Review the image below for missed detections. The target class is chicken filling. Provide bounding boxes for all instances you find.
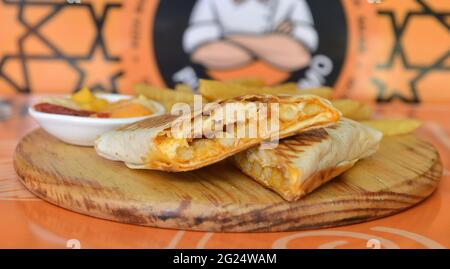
[155,102,328,164]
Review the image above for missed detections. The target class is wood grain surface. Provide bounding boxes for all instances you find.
[14,129,442,232]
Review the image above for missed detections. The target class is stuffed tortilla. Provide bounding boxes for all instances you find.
[95,94,341,171]
[233,118,383,201]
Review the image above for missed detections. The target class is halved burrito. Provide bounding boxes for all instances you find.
[232,118,383,201]
[95,94,341,172]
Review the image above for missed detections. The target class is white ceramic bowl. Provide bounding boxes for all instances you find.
[29,93,165,146]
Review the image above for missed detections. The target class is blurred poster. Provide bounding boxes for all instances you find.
[0,0,448,103]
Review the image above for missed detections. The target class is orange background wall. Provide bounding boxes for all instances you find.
[0,0,448,103]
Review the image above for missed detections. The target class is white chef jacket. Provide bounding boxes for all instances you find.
[183,0,318,53]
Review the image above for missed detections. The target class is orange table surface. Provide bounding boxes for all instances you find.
[0,95,449,249]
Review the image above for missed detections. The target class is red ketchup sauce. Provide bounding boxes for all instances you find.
[34,103,110,118]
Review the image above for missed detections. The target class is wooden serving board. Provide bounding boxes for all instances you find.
[14,129,442,232]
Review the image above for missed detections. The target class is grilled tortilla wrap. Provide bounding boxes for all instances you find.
[95,94,341,171]
[233,118,383,201]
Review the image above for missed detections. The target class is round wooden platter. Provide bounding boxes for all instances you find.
[14,129,442,232]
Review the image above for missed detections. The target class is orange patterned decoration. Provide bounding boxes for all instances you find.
[0,0,448,103]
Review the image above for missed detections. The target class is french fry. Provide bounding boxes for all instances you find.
[226,77,266,87]
[199,79,333,101]
[296,87,333,99]
[134,83,197,111]
[361,119,422,136]
[331,99,372,121]
[268,83,334,99]
[174,83,194,93]
[269,82,297,91]
[199,80,255,101]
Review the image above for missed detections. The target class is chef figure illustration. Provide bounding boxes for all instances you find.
[183,0,318,72]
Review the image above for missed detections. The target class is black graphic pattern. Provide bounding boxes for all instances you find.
[0,0,123,93]
[374,0,450,103]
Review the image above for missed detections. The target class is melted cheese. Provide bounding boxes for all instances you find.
[158,138,189,160]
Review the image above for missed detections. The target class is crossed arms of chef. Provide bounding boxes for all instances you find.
[183,0,318,71]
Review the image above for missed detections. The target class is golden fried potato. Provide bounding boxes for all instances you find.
[199,80,252,101]
[269,82,298,93]
[331,99,372,121]
[361,119,422,136]
[71,87,108,111]
[199,79,333,101]
[174,83,194,93]
[134,83,198,111]
[226,77,266,87]
[296,87,333,99]
[268,84,333,99]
